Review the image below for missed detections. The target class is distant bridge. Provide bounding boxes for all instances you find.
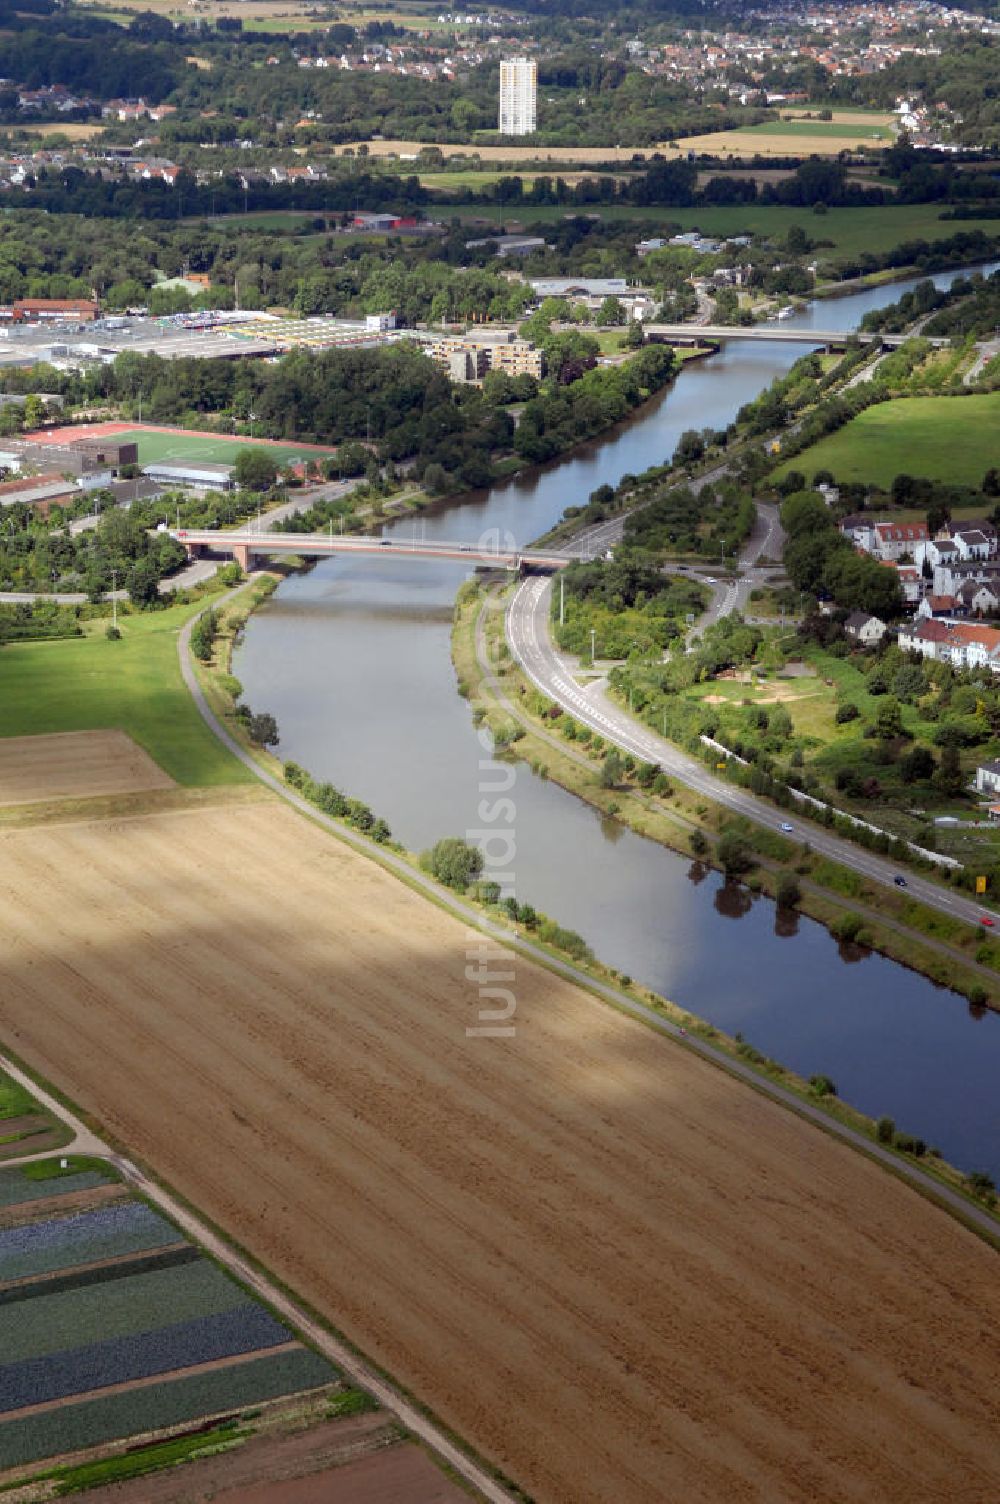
[644,323,952,350]
[172,529,572,573]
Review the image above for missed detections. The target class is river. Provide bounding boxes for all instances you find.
[236,262,1000,1177]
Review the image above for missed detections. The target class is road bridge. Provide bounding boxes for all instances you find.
[645,323,953,350]
[172,528,572,573]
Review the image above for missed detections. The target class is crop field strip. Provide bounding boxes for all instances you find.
[0,1170,109,1210]
[0,1303,294,1413]
[0,1258,253,1364]
[0,1245,200,1307]
[0,1202,182,1285]
[0,1348,336,1473]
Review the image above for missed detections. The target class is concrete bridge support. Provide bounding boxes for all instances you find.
[232,543,255,572]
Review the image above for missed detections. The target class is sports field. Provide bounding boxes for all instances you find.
[2,749,1000,1503]
[25,423,337,469]
[776,393,1000,489]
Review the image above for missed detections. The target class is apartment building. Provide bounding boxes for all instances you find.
[419,329,544,384]
[498,57,537,136]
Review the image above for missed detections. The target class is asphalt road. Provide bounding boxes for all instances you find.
[507,573,996,929]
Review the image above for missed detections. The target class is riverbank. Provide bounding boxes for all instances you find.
[457,573,1000,995]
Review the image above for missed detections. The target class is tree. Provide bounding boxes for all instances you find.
[234,448,278,492]
[935,742,964,795]
[875,697,904,740]
[899,745,935,783]
[248,711,279,747]
[22,394,44,431]
[775,873,801,909]
[600,749,623,788]
[126,555,160,608]
[421,837,483,891]
[675,429,704,466]
[717,827,754,875]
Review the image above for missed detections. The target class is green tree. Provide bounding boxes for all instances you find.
[717,827,754,875]
[421,837,484,891]
[248,711,279,747]
[775,873,801,909]
[22,394,44,431]
[600,749,624,788]
[234,448,278,492]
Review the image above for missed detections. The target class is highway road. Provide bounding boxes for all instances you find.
[507,573,996,929]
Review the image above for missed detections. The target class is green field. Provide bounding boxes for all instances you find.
[0,599,249,787]
[775,393,1000,488]
[738,120,894,142]
[107,428,335,468]
[444,201,1000,258]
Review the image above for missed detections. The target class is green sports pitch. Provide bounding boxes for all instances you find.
[106,427,336,467]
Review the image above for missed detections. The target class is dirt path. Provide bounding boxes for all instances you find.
[2,802,1000,1503]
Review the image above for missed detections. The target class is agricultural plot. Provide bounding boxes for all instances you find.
[0,1349,335,1473]
[2,796,1000,1504]
[0,731,174,809]
[0,1170,340,1476]
[0,1201,180,1283]
[0,1168,108,1210]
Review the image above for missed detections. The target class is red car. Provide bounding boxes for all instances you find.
[979,916,995,927]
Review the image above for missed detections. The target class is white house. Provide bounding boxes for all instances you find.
[975,759,1000,796]
[843,610,886,645]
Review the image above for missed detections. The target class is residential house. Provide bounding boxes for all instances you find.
[869,521,928,562]
[843,610,886,645]
[975,759,1000,797]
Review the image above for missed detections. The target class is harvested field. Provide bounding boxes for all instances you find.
[1,797,1000,1503]
[676,128,886,157]
[0,732,174,809]
[334,138,685,163]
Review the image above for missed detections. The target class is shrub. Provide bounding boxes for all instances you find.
[876,1115,895,1143]
[835,702,859,723]
[421,838,484,891]
[775,873,801,909]
[809,1074,837,1097]
[105,624,121,641]
[830,912,864,944]
[689,828,708,857]
[717,828,755,875]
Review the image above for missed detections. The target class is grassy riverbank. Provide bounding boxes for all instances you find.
[455,581,1000,1007]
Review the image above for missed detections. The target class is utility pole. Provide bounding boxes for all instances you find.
[111,568,118,633]
[590,626,596,665]
[559,573,564,625]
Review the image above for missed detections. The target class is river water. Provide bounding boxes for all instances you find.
[237,262,1000,1176]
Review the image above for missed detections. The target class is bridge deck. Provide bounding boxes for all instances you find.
[172,530,571,570]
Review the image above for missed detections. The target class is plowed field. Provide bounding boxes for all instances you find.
[0,732,173,807]
[1,799,999,1504]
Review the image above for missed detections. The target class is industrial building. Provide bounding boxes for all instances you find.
[142,461,235,492]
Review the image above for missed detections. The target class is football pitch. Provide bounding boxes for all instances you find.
[108,427,336,467]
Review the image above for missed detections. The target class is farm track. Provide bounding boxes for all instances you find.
[2,798,1000,1503]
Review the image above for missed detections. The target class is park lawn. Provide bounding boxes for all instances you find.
[0,600,249,787]
[107,429,335,467]
[775,393,1000,489]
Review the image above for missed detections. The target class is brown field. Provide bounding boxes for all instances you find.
[6,122,106,140]
[79,1412,466,1504]
[0,731,174,808]
[2,791,1000,1504]
[676,129,881,158]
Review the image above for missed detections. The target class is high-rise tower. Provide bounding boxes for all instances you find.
[499,57,537,136]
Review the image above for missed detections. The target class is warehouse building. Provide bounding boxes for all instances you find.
[142,461,235,491]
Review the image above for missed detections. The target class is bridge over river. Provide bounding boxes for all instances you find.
[173,529,574,573]
[644,323,953,349]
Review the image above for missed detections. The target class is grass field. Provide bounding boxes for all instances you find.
[438,201,1000,258]
[775,393,1000,488]
[31,424,336,469]
[740,120,894,141]
[0,601,249,788]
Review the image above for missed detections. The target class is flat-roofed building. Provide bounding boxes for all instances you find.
[142,461,234,491]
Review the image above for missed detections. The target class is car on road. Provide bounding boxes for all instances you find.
[894,875,908,888]
[980,916,995,927]
[779,822,794,833]
[705,576,717,584]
